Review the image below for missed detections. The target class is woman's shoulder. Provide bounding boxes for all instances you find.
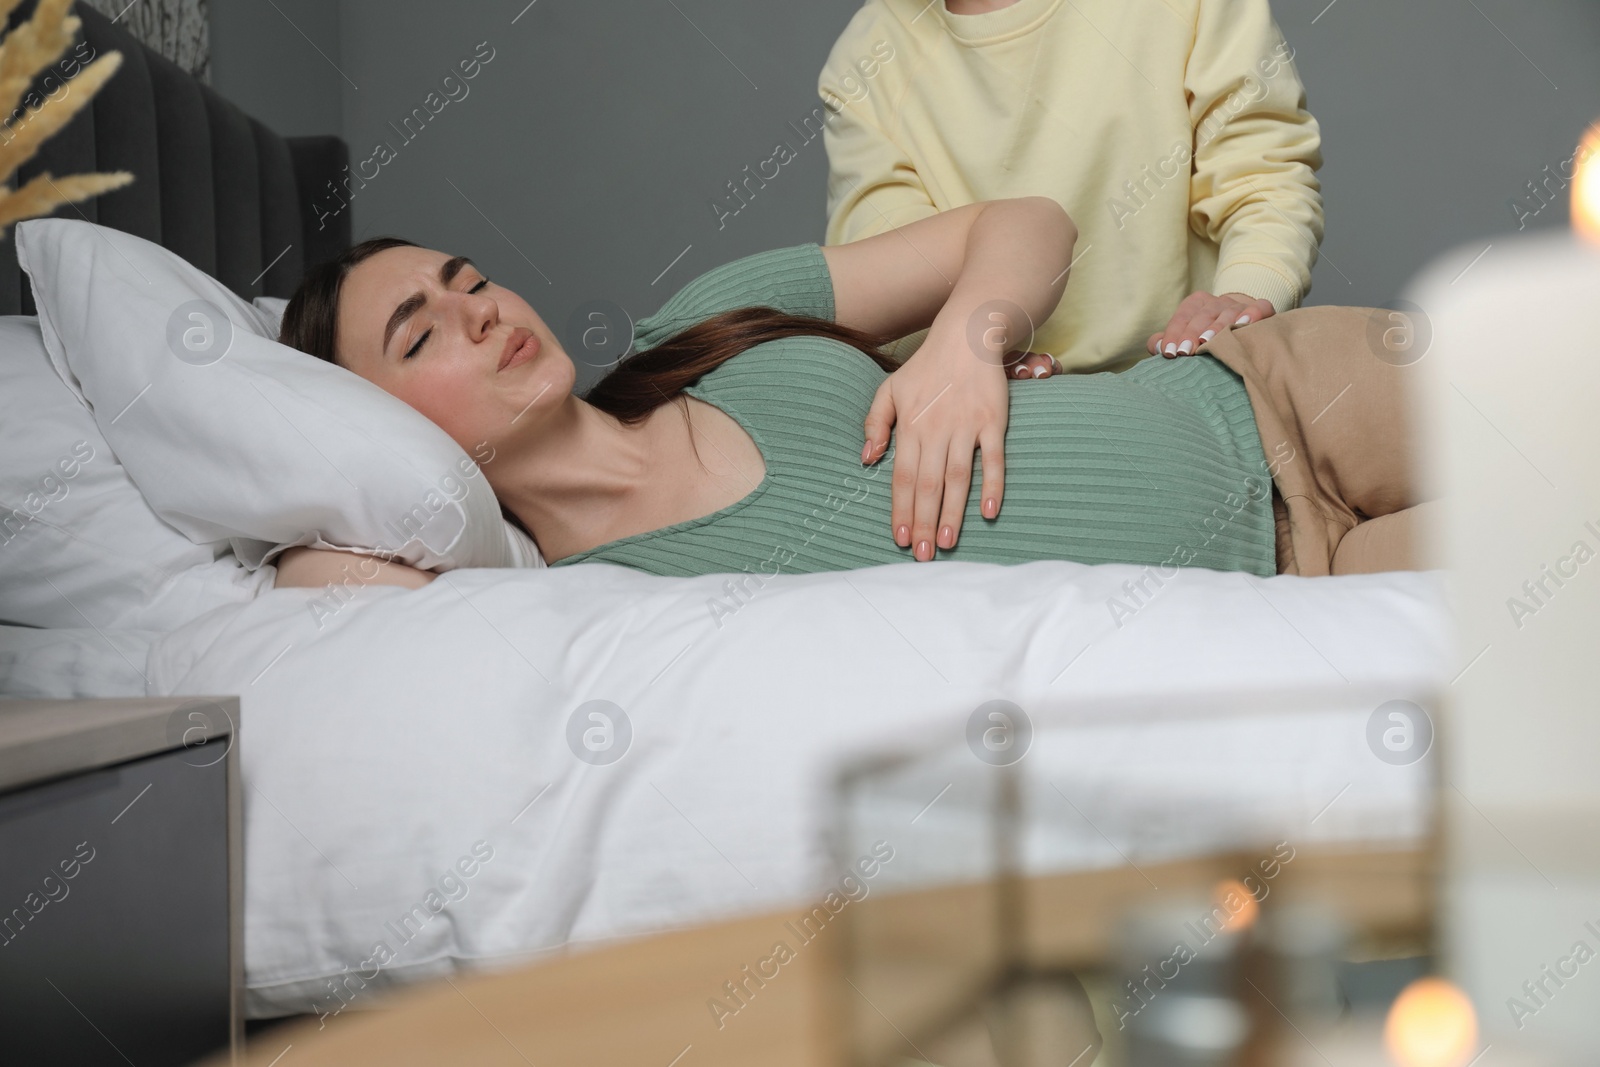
[633,243,834,351]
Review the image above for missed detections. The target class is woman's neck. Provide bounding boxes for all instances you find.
[493,395,672,564]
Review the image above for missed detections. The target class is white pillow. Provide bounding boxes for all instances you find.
[0,315,272,631]
[15,219,544,571]
[253,294,289,337]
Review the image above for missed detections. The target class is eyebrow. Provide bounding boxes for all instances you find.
[381,255,475,356]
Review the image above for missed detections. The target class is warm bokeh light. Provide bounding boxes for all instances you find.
[1211,878,1259,933]
[1383,977,1479,1067]
[1575,122,1600,244]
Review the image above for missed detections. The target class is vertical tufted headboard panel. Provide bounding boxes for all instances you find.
[0,0,351,315]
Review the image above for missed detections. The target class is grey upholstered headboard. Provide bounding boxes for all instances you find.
[0,0,352,315]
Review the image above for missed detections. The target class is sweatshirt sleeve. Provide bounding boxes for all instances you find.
[1184,0,1325,312]
[819,29,940,246]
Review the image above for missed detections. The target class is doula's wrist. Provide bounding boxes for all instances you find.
[1211,262,1300,313]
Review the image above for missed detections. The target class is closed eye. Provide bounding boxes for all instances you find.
[402,277,492,360]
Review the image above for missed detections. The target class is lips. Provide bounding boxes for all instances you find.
[499,327,539,371]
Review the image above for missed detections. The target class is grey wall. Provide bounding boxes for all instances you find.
[208,0,1600,388]
[331,0,863,390]
[1279,0,1600,309]
[209,0,341,137]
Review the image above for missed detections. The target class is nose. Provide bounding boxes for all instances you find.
[461,287,498,344]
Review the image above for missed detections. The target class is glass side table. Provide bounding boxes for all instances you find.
[826,682,1458,1067]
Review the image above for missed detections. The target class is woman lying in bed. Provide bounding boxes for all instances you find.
[273,197,1434,591]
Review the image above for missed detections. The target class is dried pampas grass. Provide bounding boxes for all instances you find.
[0,0,133,234]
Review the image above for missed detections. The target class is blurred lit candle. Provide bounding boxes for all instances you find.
[1210,878,1259,934]
[1311,134,1600,1061]
[1574,122,1600,244]
[1383,978,1478,1067]
[1404,113,1600,1052]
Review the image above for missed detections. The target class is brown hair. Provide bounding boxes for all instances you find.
[277,237,906,546]
[278,236,418,364]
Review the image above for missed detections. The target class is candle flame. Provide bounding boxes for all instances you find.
[1383,977,1478,1067]
[1211,878,1259,933]
[1575,123,1600,244]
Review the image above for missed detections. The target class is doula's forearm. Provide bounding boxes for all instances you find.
[931,198,1076,356]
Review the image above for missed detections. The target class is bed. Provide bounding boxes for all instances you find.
[0,1,1454,1022]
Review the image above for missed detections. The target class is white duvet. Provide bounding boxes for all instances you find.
[142,557,1454,1018]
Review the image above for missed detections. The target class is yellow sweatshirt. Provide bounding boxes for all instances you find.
[819,0,1324,372]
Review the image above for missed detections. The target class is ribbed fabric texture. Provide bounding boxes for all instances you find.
[553,243,1278,578]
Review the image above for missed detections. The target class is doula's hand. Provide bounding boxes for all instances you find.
[1150,291,1275,358]
[1007,351,1063,379]
[861,330,1014,562]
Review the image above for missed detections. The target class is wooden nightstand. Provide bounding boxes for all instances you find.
[0,696,243,1065]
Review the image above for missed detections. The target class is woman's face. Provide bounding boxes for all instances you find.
[334,245,572,456]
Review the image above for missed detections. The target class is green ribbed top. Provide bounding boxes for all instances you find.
[551,243,1278,578]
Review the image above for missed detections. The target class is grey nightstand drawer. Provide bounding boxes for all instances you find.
[0,697,241,1066]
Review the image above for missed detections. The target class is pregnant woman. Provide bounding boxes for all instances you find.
[272,198,1432,590]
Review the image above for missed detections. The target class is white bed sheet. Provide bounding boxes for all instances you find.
[142,558,1455,1018]
[0,624,159,699]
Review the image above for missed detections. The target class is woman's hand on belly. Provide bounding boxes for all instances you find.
[843,196,1076,561]
[862,325,1021,562]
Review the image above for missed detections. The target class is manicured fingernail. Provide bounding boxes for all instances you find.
[1163,342,1177,356]
[939,524,953,546]
[861,442,872,463]
[983,497,997,518]
[916,539,930,560]
[1234,314,1250,326]
[1177,339,1193,355]
[1031,366,1046,378]
[896,524,909,544]
[1200,329,1215,343]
